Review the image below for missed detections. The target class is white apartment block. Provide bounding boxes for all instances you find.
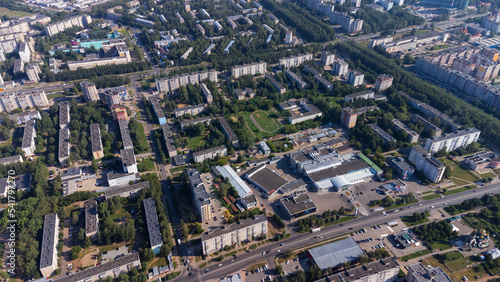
[347,70,365,86]
[26,63,41,82]
[18,42,30,63]
[333,59,349,76]
[0,89,49,113]
[81,81,99,102]
[231,61,267,78]
[21,120,36,156]
[321,51,335,66]
[156,70,218,93]
[375,74,393,91]
[44,15,92,37]
[409,146,445,183]
[279,53,313,69]
[202,215,268,255]
[0,21,29,36]
[58,127,70,167]
[424,128,480,153]
[200,83,213,103]
[187,169,213,223]
[39,213,59,277]
[192,145,227,163]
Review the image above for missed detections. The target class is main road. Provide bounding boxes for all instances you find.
[194,182,499,281]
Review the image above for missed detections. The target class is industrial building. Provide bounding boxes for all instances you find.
[180,116,212,130]
[39,213,59,277]
[155,70,218,93]
[21,120,36,157]
[392,119,420,143]
[143,198,163,254]
[279,99,323,124]
[187,169,213,222]
[424,128,480,153]
[231,61,267,78]
[279,53,313,69]
[150,95,166,125]
[84,198,99,240]
[201,215,268,255]
[192,145,227,163]
[173,104,205,118]
[279,191,317,219]
[245,164,288,197]
[80,81,99,102]
[104,181,150,200]
[219,117,239,148]
[308,238,364,269]
[213,165,252,198]
[391,157,414,180]
[408,146,445,183]
[90,123,103,159]
[120,148,138,174]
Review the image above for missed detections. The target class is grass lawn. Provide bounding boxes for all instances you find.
[443,185,475,196]
[428,240,453,251]
[0,7,32,17]
[422,194,440,200]
[451,177,470,186]
[251,111,279,132]
[118,29,130,38]
[185,135,207,150]
[138,157,155,172]
[440,158,480,182]
[480,172,495,179]
[422,254,485,281]
[401,249,431,261]
[445,257,473,272]
[171,165,187,173]
[401,216,429,227]
[237,110,284,139]
[129,121,149,153]
[246,262,267,273]
[109,207,128,221]
[149,257,167,269]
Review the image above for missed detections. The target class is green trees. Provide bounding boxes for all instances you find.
[71,246,82,260]
[412,221,457,245]
[55,61,150,81]
[276,264,283,275]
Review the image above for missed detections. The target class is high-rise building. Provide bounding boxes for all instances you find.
[333,59,349,76]
[424,128,481,153]
[279,54,314,69]
[80,81,99,102]
[187,168,213,222]
[39,213,59,277]
[156,70,218,93]
[420,0,469,9]
[374,74,393,91]
[18,42,30,63]
[408,146,445,183]
[347,70,365,86]
[321,51,335,66]
[26,63,41,82]
[341,107,358,128]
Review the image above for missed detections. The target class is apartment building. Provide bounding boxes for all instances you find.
[375,74,394,91]
[161,123,177,158]
[39,213,59,277]
[21,120,36,156]
[106,172,140,187]
[330,12,363,33]
[192,145,227,163]
[111,105,128,121]
[1,110,40,125]
[118,119,133,150]
[0,155,23,166]
[344,90,375,103]
[67,46,131,70]
[0,89,49,113]
[347,70,365,86]
[180,116,212,130]
[155,70,218,93]
[18,42,30,63]
[333,59,349,76]
[0,20,29,36]
[121,148,138,174]
[187,168,213,223]
[104,181,150,200]
[219,117,239,148]
[321,51,335,66]
[201,215,268,255]
[285,69,307,89]
[150,95,166,125]
[279,53,313,69]
[392,119,420,143]
[58,127,70,167]
[408,146,445,183]
[200,83,213,103]
[26,63,41,82]
[424,128,480,153]
[370,124,396,143]
[143,198,163,254]
[231,61,267,78]
[341,107,358,129]
[411,114,443,137]
[44,15,92,37]
[84,198,99,240]
[59,101,70,129]
[265,73,286,94]
[173,104,205,118]
[13,59,23,73]
[81,81,99,102]
[90,123,104,159]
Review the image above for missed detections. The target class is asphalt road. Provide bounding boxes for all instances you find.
[196,182,500,281]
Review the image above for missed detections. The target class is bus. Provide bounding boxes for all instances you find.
[311,228,321,233]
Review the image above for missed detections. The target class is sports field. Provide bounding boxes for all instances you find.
[250,111,279,132]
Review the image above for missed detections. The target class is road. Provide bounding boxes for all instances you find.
[196,183,500,281]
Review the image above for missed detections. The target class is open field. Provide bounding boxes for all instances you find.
[0,7,32,17]
[235,110,284,139]
[440,158,479,182]
[251,111,279,132]
[185,135,207,150]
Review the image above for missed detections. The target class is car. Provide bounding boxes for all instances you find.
[430,205,435,208]
[262,252,266,255]
[277,250,281,253]
[281,243,285,246]
[231,259,234,262]
[218,264,222,267]
[286,260,289,264]
[205,269,209,273]
[474,190,477,192]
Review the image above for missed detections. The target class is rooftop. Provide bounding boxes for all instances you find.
[391,157,414,172]
[345,90,374,100]
[326,258,399,282]
[90,123,103,153]
[370,124,396,143]
[104,181,150,198]
[219,117,239,143]
[59,101,70,126]
[308,237,364,269]
[246,164,287,194]
[84,198,98,234]
[58,127,70,158]
[143,197,163,247]
[213,165,252,198]
[118,119,133,150]
[160,124,177,153]
[40,213,58,269]
[202,214,267,241]
[308,158,371,182]
[408,263,452,282]
[173,104,205,114]
[427,127,480,143]
[180,116,212,128]
[150,96,165,119]
[120,148,136,167]
[280,191,316,216]
[0,155,22,165]
[21,119,35,149]
[192,145,226,158]
[392,119,419,137]
[187,168,210,205]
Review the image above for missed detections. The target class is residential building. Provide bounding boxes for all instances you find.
[161,123,177,157]
[259,141,271,154]
[408,146,446,183]
[39,213,59,277]
[90,123,103,159]
[175,12,185,23]
[279,191,317,219]
[370,124,396,143]
[285,70,307,89]
[375,31,449,53]
[13,59,23,73]
[279,53,313,69]
[67,46,131,70]
[26,63,41,82]
[315,74,333,91]
[321,51,335,66]
[135,18,154,26]
[118,119,133,150]
[219,117,239,148]
[0,155,23,166]
[412,114,443,137]
[150,96,166,125]
[424,128,480,153]
[84,198,99,240]
[121,148,138,174]
[392,119,420,143]
[406,263,452,282]
[245,164,288,197]
[265,73,286,94]
[203,43,216,55]
[347,70,365,86]
[58,127,70,167]
[333,59,349,76]
[344,90,374,103]
[52,253,141,282]
[231,61,267,78]
[80,81,99,102]
[180,116,212,130]
[321,257,400,282]
[308,238,364,269]
[192,145,227,163]
[213,165,252,198]
[330,12,363,33]
[173,104,205,118]
[187,169,213,222]
[375,74,394,91]
[0,110,40,125]
[180,47,193,60]
[341,107,358,128]
[59,101,70,129]
[21,119,36,156]
[0,89,49,113]
[104,88,122,108]
[201,215,268,255]
[464,151,500,170]
[18,42,30,63]
[380,0,394,10]
[234,88,256,100]
[156,70,218,93]
[279,99,322,124]
[0,173,31,197]
[391,157,414,180]
[44,15,92,37]
[106,172,140,187]
[143,198,163,254]
[200,83,213,103]
[105,181,150,200]
[112,105,128,121]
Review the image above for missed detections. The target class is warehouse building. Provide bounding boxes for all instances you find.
[279,191,317,219]
[308,238,364,269]
[213,165,252,198]
[245,164,288,197]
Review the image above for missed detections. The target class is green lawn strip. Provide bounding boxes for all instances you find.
[0,7,32,17]
[422,194,440,200]
[402,217,429,227]
[138,157,155,172]
[170,165,187,173]
[401,249,431,261]
[385,199,418,210]
[443,185,475,196]
[445,257,473,272]
[428,240,453,251]
[440,158,480,182]
[422,190,435,195]
[109,207,128,221]
[224,251,238,258]
[480,172,495,179]
[450,177,470,187]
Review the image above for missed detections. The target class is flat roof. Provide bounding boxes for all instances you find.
[246,165,287,194]
[214,165,252,198]
[120,148,136,167]
[391,157,414,172]
[58,127,70,159]
[173,104,205,114]
[59,101,70,126]
[106,172,140,181]
[346,90,374,100]
[308,238,364,269]
[90,123,103,153]
[219,117,239,143]
[427,127,480,143]
[104,181,150,198]
[187,168,210,204]
[202,214,267,241]
[408,263,452,282]
[327,258,399,282]
[308,158,371,182]
[21,119,35,149]
[280,192,316,216]
[370,123,396,143]
[143,197,163,248]
[118,119,133,150]
[84,198,98,234]
[392,119,419,137]
[160,123,177,154]
[0,155,22,165]
[180,116,212,128]
[150,95,165,119]
[52,253,140,282]
[40,213,58,269]
[192,145,226,158]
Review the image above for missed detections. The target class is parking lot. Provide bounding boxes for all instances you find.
[101,246,129,262]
